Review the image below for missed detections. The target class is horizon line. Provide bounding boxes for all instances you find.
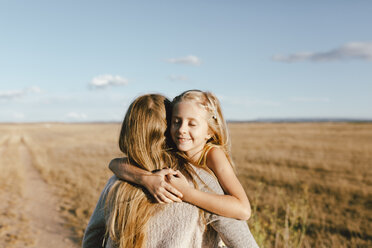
[1,117,372,125]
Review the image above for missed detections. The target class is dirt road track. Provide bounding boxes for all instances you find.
[0,135,79,248]
[20,137,79,248]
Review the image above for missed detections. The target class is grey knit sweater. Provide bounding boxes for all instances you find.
[82,165,259,248]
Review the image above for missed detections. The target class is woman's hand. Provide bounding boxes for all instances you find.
[142,168,183,204]
[165,171,193,201]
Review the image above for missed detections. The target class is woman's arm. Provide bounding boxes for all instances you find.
[167,148,251,220]
[109,158,183,203]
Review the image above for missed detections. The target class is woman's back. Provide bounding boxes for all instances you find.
[102,174,204,248]
[96,164,257,248]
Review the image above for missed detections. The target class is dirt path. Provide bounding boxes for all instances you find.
[19,138,79,248]
[0,134,9,155]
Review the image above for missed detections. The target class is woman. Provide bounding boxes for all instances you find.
[82,94,258,248]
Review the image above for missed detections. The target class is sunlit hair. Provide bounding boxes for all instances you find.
[172,90,233,167]
[105,94,178,248]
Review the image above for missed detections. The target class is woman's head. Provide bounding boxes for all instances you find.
[107,94,175,248]
[119,94,174,172]
[170,90,231,164]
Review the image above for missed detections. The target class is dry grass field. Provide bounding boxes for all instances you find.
[0,122,371,247]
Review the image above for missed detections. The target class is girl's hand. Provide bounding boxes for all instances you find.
[142,168,183,204]
[165,171,193,201]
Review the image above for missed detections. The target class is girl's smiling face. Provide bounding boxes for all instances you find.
[171,101,211,161]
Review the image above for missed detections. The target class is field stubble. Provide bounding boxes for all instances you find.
[0,129,33,247]
[230,123,372,247]
[0,122,371,247]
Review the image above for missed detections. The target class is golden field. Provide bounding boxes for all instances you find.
[0,122,371,247]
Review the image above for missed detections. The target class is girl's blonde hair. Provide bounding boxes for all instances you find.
[172,90,233,167]
[105,94,177,248]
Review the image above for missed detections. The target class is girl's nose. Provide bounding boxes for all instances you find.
[178,123,187,134]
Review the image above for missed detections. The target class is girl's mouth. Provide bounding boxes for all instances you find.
[177,137,190,143]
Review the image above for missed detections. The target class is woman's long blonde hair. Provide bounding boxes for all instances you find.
[172,90,233,167]
[105,94,177,248]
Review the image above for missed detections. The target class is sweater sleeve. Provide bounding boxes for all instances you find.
[82,176,117,248]
[208,215,259,248]
[195,168,259,248]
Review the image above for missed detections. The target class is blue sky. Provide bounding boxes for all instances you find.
[1,0,371,122]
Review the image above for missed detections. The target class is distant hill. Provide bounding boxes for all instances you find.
[1,118,372,124]
[227,118,372,123]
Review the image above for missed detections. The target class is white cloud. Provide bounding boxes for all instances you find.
[273,42,372,62]
[0,90,24,99]
[27,86,42,93]
[89,74,128,89]
[0,86,42,100]
[66,112,87,119]
[290,97,330,103]
[166,55,201,66]
[168,75,189,82]
[12,112,25,119]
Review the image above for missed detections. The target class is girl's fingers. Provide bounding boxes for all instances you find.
[163,191,182,203]
[164,183,183,198]
[166,168,176,173]
[154,186,181,203]
[175,170,185,178]
[158,193,173,204]
[165,173,173,181]
[157,168,176,176]
[153,195,164,204]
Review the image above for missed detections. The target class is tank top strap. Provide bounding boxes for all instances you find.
[197,144,218,166]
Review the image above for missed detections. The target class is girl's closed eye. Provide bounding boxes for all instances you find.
[189,121,197,127]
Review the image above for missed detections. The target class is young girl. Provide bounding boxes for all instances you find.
[110,90,251,220]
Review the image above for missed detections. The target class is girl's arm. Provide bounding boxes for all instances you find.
[167,148,251,220]
[109,158,183,203]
